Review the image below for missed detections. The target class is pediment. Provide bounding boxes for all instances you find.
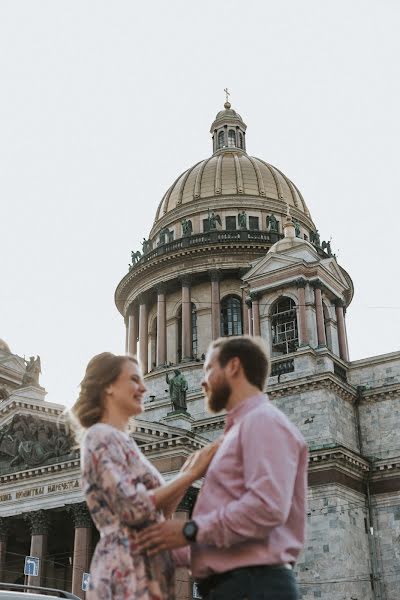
[321,258,349,288]
[0,354,26,375]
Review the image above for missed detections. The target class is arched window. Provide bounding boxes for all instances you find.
[271,297,298,356]
[220,295,243,337]
[218,131,225,149]
[238,132,243,148]
[228,130,236,148]
[177,303,198,361]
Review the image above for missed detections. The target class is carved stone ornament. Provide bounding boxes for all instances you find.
[24,510,50,536]
[0,386,9,401]
[22,356,41,387]
[68,502,92,529]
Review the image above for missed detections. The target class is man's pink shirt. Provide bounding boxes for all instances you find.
[190,394,308,579]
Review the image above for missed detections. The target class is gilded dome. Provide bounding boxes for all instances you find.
[154,152,311,221]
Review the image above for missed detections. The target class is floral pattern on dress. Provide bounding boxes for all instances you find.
[81,423,175,600]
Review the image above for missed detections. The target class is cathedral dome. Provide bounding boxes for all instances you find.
[153,100,312,226]
[0,338,11,353]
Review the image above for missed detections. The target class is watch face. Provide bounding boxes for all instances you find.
[184,520,198,540]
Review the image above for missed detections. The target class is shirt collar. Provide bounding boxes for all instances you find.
[224,393,268,432]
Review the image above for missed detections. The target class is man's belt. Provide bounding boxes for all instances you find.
[196,564,293,597]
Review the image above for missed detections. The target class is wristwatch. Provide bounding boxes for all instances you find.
[182,520,198,542]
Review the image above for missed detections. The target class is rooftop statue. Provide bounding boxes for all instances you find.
[181,218,193,236]
[142,238,152,255]
[166,369,188,412]
[238,210,247,229]
[294,219,301,237]
[207,210,221,231]
[266,214,279,232]
[22,356,41,388]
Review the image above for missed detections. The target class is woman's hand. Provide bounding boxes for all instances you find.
[181,440,220,481]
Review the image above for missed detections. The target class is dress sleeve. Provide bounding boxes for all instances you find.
[82,426,158,526]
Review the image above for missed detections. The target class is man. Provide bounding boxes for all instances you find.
[138,336,308,600]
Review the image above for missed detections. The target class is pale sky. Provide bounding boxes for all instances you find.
[1,1,399,408]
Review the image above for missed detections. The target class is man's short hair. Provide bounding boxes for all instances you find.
[210,336,270,390]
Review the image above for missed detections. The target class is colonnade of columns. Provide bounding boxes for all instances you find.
[0,506,92,600]
[126,271,223,374]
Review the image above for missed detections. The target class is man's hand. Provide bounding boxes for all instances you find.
[137,519,187,556]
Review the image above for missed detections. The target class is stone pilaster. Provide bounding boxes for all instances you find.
[313,282,327,347]
[241,287,249,335]
[0,517,10,582]
[126,304,138,356]
[335,299,349,361]
[209,270,221,340]
[296,279,308,346]
[246,298,253,336]
[156,285,167,366]
[138,296,148,374]
[250,293,261,336]
[180,277,192,360]
[69,503,93,600]
[24,510,50,587]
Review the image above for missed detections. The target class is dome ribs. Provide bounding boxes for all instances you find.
[233,154,244,194]
[163,171,187,214]
[194,158,211,199]
[215,154,223,195]
[272,165,299,208]
[292,182,310,217]
[248,156,266,197]
[257,158,284,200]
[177,161,202,206]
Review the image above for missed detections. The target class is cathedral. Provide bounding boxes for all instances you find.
[0,100,399,600]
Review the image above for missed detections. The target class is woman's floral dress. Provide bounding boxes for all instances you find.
[81,423,175,600]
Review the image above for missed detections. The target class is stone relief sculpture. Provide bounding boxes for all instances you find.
[266,214,279,232]
[181,218,193,236]
[22,356,41,387]
[238,210,247,229]
[166,369,188,412]
[0,415,74,470]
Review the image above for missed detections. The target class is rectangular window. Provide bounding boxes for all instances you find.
[249,216,259,230]
[203,218,210,233]
[226,216,236,230]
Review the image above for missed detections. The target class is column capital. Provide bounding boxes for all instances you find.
[68,502,92,529]
[295,277,307,288]
[334,298,345,308]
[24,510,50,536]
[0,517,10,542]
[208,269,222,282]
[156,283,167,295]
[250,291,261,301]
[245,297,252,308]
[179,275,192,288]
[311,280,323,290]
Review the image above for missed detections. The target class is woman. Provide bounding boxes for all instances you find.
[72,352,217,600]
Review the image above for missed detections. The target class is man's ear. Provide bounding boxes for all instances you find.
[227,356,241,377]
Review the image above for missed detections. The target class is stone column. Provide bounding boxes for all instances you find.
[174,489,197,600]
[138,297,148,374]
[241,288,249,335]
[70,503,93,600]
[313,282,327,347]
[181,277,192,361]
[296,279,309,346]
[246,298,253,336]
[156,285,167,366]
[24,510,50,587]
[126,305,138,356]
[210,271,221,340]
[0,517,9,582]
[335,300,349,361]
[251,294,261,336]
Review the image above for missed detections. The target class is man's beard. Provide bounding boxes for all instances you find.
[206,379,231,413]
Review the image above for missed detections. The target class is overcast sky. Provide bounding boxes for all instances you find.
[1,1,399,408]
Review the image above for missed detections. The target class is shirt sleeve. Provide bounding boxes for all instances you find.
[82,427,157,526]
[195,411,302,548]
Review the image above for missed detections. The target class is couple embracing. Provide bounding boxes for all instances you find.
[72,336,308,600]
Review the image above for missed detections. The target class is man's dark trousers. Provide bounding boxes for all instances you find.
[199,565,299,600]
